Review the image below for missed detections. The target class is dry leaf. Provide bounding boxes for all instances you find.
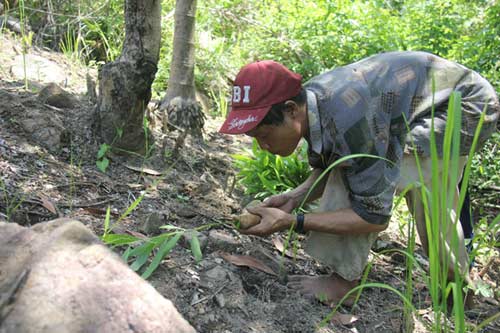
[126,230,148,239]
[272,237,306,260]
[219,252,277,276]
[124,164,162,176]
[39,194,57,214]
[331,313,359,326]
[84,207,119,217]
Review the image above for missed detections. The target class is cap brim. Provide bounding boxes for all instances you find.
[219,106,271,134]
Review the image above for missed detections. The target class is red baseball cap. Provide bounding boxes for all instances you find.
[219,60,302,134]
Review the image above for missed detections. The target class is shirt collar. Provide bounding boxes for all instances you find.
[306,89,322,155]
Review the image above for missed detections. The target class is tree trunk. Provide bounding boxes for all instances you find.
[96,0,161,153]
[161,0,204,152]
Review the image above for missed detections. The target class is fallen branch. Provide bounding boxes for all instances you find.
[190,283,227,306]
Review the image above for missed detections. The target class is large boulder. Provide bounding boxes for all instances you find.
[0,219,196,333]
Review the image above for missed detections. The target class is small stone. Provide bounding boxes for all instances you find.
[199,266,228,289]
[208,230,240,252]
[139,212,165,235]
[38,83,77,108]
[177,206,196,218]
[215,294,225,308]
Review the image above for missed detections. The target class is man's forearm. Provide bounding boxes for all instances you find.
[301,209,388,234]
[287,168,326,206]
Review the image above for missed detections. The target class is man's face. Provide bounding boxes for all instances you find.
[245,110,303,157]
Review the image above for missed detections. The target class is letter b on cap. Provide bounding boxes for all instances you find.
[233,85,251,103]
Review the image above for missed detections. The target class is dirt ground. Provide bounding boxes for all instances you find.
[0,32,499,332]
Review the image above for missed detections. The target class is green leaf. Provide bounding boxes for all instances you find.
[129,242,156,272]
[116,192,146,223]
[102,233,140,246]
[96,157,109,173]
[103,205,111,236]
[142,232,182,279]
[190,235,203,263]
[97,144,109,159]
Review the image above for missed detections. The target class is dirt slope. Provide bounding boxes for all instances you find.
[0,31,498,332]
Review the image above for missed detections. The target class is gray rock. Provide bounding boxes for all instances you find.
[208,230,240,252]
[38,83,77,108]
[0,218,195,333]
[139,212,165,235]
[199,266,229,289]
[215,294,225,308]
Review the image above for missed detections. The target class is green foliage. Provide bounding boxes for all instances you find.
[96,143,110,173]
[471,132,500,190]
[103,226,205,279]
[7,0,125,64]
[232,139,311,200]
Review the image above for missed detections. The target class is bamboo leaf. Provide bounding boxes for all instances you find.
[102,233,140,246]
[142,232,182,279]
[190,234,203,263]
[116,192,146,224]
[128,242,156,271]
[103,205,111,236]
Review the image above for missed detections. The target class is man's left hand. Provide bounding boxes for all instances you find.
[239,206,294,237]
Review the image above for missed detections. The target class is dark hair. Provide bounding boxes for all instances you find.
[259,88,307,126]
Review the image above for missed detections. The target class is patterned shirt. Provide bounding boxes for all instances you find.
[304,51,499,225]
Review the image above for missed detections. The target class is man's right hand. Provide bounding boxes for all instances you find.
[261,193,297,213]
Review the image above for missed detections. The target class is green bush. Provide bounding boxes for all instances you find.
[232,139,311,200]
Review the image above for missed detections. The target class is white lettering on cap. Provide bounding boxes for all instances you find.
[233,85,251,103]
[233,86,241,103]
[228,115,258,131]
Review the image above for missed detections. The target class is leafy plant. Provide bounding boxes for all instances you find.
[103,224,207,279]
[232,139,311,200]
[96,143,110,173]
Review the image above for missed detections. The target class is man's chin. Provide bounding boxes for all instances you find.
[276,150,294,157]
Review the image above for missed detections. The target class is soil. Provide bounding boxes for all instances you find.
[0,31,499,332]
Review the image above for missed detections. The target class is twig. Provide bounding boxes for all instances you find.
[58,196,119,208]
[478,257,495,278]
[481,203,500,210]
[485,185,500,191]
[190,283,228,306]
[55,181,98,189]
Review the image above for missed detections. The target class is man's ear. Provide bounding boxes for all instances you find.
[284,100,299,118]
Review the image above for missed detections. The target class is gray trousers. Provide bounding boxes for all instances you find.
[305,154,469,281]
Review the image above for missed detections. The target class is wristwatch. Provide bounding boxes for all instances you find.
[295,213,305,234]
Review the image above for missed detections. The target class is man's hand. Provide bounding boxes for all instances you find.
[239,206,294,237]
[262,193,297,213]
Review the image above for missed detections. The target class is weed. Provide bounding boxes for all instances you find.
[0,179,25,221]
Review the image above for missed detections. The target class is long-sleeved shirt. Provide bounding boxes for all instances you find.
[304,51,499,224]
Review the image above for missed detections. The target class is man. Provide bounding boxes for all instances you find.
[219,51,499,304]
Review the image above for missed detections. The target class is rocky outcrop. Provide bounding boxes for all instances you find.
[0,218,196,333]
